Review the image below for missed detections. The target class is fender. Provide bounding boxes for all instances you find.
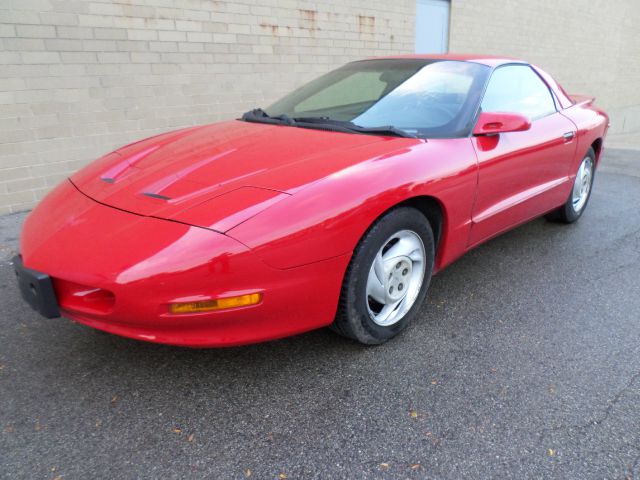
[227,137,479,270]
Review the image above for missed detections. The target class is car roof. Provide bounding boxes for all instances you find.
[370,54,526,68]
[360,54,574,109]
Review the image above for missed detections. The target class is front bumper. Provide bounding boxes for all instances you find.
[18,180,350,347]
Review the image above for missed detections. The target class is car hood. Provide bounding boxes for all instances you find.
[71,120,419,232]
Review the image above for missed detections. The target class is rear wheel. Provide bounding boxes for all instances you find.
[547,147,596,223]
[332,207,434,345]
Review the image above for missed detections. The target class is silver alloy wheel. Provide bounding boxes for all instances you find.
[572,156,594,213]
[365,229,426,327]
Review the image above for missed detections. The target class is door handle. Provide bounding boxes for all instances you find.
[562,131,576,142]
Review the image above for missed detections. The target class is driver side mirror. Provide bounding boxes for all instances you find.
[473,111,531,135]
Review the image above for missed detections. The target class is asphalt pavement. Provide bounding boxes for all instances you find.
[1,148,639,479]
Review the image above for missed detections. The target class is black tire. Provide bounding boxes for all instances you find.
[546,147,596,223]
[331,207,435,345]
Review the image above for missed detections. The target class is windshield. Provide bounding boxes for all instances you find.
[263,59,490,138]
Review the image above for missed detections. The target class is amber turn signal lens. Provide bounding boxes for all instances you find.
[169,293,262,314]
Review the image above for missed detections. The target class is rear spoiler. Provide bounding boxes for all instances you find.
[568,94,596,107]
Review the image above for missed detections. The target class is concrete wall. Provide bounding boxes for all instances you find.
[0,0,415,214]
[449,0,640,135]
[1,0,639,214]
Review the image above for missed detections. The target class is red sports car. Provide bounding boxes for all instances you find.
[14,54,609,347]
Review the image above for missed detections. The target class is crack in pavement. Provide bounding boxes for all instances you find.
[538,365,640,440]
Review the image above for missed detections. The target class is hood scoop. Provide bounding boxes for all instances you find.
[142,192,171,201]
[99,145,162,185]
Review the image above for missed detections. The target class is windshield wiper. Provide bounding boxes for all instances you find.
[241,108,417,139]
[292,117,417,138]
[241,108,295,125]
[341,123,416,139]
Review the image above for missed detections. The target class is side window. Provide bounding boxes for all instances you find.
[481,65,557,120]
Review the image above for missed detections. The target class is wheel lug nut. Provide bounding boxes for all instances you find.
[402,268,408,275]
[389,286,394,294]
[398,283,403,291]
[395,262,401,269]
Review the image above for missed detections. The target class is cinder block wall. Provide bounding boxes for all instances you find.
[0,0,415,214]
[449,0,640,135]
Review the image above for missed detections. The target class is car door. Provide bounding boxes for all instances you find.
[469,64,578,246]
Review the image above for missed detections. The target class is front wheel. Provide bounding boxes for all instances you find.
[331,207,435,345]
[547,147,596,223]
